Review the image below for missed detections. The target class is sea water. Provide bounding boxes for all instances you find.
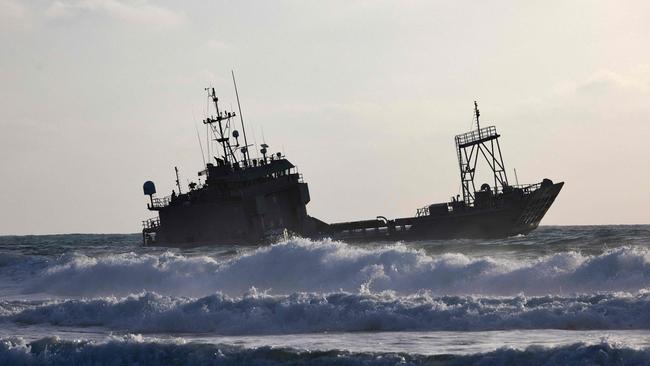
[1,226,649,365]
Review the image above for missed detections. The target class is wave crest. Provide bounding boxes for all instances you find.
[1,336,649,366]
[22,239,650,297]
[6,290,650,334]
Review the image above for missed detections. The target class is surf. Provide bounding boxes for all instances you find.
[5,290,650,334]
[17,238,650,298]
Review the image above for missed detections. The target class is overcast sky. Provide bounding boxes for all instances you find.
[1,0,649,234]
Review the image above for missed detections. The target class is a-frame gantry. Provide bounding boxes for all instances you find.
[455,102,509,206]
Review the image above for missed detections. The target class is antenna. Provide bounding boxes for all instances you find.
[192,108,206,167]
[514,168,519,185]
[232,70,250,162]
[194,121,206,167]
[474,101,481,137]
[206,87,211,163]
[252,125,260,160]
[174,166,182,194]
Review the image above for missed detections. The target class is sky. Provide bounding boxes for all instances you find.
[0,0,649,234]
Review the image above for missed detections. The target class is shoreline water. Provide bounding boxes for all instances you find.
[1,226,649,365]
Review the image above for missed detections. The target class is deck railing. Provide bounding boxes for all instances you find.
[150,196,171,209]
[455,126,498,147]
[142,217,160,230]
[416,206,429,217]
[495,183,542,195]
[416,182,542,216]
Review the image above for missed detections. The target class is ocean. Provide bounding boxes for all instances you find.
[1,225,649,365]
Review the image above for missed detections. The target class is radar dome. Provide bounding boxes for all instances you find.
[143,181,156,196]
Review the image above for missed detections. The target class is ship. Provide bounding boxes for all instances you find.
[141,82,563,246]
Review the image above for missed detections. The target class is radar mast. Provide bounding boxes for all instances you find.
[203,88,238,165]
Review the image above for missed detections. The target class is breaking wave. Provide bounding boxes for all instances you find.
[6,290,650,334]
[1,336,649,366]
[21,239,650,297]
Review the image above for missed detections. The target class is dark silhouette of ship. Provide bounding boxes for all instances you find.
[141,81,563,246]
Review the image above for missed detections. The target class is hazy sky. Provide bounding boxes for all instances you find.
[1,0,649,234]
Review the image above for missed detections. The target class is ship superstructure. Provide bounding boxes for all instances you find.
[142,79,325,246]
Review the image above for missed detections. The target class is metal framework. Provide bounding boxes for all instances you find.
[455,102,508,205]
[203,77,256,168]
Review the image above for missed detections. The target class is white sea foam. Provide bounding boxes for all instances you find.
[19,238,650,297]
[24,251,223,297]
[0,336,648,366]
[5,291,650,334]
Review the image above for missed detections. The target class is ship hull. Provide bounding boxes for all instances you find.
[143,181,563,246]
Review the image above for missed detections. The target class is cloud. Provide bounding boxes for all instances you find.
[555,67,650,97]
[45,0,184,28]
[576,70,645,96]
[205,40,229,50]
[0,0,28,29]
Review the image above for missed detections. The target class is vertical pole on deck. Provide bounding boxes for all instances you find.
[232,70,250,163]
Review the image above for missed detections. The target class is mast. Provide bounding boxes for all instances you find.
[204,87,238,165]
